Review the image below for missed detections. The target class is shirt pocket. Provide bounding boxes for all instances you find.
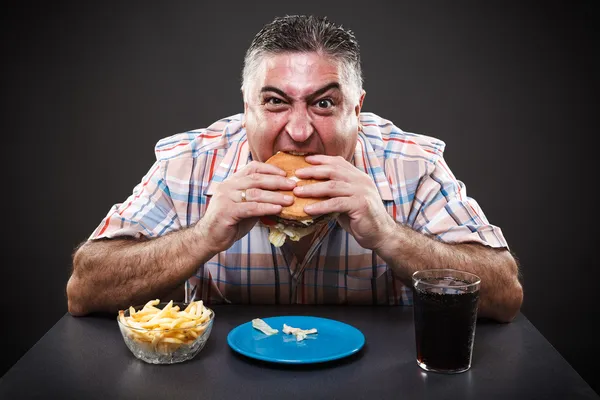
[344,251,390,305]
[345,266,390,305]
[343,251,387,279]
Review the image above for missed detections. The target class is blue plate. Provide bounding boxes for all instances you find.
[227,315,365,364]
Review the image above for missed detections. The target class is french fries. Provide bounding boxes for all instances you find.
[118,299,212,354]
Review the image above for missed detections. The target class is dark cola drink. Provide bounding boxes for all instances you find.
[412,270,481,373]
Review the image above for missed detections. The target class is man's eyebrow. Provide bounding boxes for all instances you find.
[308,82,341,100]
[260,82,341,102]
[260,86,290,101]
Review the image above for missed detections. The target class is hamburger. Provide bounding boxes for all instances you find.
[260,151,335,247]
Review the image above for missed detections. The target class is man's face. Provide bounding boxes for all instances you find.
[243,52,365,162]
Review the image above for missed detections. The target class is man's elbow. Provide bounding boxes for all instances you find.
[479,282,523,323]
[66,244,92,316]
[479,252,524,323]
[503,252,524,321]
[66,275,90,317]
[494,254,524,323]
[497,279,524,323]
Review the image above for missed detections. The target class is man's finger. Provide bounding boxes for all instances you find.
[304,154,349,166]
[293,180,352,198]
[238,174,297,191]
[243,188,295,206]
[240,161,287,177]
[294,164,353,182]
[233,202,283,220]
[303,196,353,216]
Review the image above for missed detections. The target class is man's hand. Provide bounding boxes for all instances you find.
[195,161,296,254]
[293,155,396,250]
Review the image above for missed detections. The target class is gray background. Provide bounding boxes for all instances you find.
[2,0,598,394]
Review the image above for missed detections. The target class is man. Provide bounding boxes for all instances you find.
[67,15,523,322]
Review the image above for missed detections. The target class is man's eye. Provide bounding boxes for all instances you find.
[267,97,284,105]
[316,99,333,109]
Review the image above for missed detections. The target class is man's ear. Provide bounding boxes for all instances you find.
[355,90,366,117]
[242,95,248,127]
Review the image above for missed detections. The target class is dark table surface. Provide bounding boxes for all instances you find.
[0,305,597,399]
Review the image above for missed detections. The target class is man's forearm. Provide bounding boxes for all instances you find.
[66,227,214,316]
[376,224,523,323]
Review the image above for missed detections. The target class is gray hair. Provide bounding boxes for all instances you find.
[242,15,363,101]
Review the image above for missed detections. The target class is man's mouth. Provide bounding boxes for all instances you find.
[280,150,317,156]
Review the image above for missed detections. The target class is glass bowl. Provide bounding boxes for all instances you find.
[117,301,214,364]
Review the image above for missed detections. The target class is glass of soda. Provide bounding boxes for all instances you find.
[412,269,481,373]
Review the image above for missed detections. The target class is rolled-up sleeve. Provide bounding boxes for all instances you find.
[89,160,181,240]
[410,158,508,248]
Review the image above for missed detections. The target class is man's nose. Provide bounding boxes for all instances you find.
[285,111,314,143]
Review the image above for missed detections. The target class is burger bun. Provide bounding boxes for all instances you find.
[264,152,327,222]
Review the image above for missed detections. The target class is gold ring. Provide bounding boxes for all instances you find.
[240,190,247,202]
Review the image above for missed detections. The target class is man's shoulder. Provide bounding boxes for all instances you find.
[360,112,446,164]
[153,114,244,162]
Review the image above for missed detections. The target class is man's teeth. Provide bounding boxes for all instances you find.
[288,151,307,156]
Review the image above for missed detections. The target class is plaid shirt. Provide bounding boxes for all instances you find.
[91,112,507,305]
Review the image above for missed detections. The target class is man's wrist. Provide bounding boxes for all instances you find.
[185,222,219,263]
[372,217,402,257]
[372,220,413,276]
